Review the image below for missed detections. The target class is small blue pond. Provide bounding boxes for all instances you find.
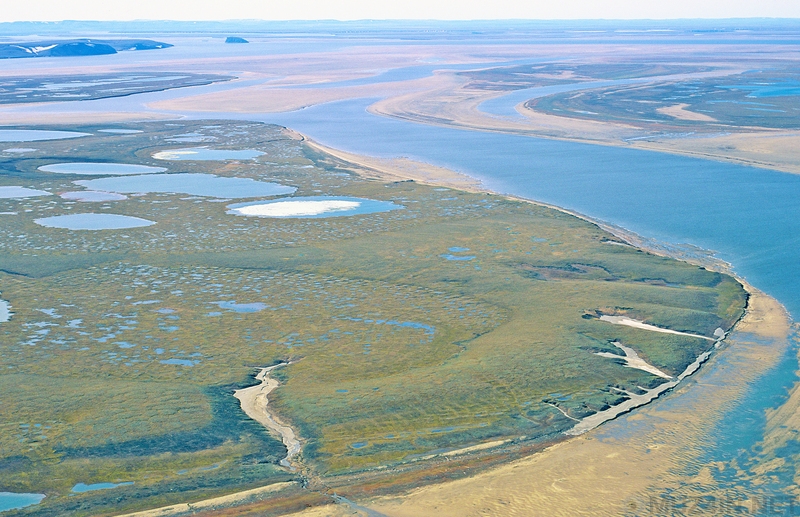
[75,173,295,198]
[0,186,50,199]
[34,213,156,230]
[227,196,402,218]
[159,359,199,366]
[0,492,45,511]
[39,163,167,176]
[440,254,476,261]
[71,482,133,493]
[212,301,267,313]
[153,148,264,161]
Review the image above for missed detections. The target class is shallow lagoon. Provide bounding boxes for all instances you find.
[0,492,45,512]
[227,196,402,218]
[0,129,89,142]
[152,147,265,161]
[0,186,50,199]
[75,173,296,198]
[34,213,156,230]
[39,163,167,176]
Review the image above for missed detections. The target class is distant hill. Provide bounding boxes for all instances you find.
[225,36,249,44]
[0,39,172,59]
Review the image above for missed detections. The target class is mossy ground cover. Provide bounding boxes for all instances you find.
[0,120,745,514]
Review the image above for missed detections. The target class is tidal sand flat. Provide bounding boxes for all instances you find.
[0,129,89,142]
[74,173,296,198]
[152,148,265,161]
[227,196,402,218]
[0,186,50,198]
[0,492,45,512]
[33,213,156,230]
[59,191,128,202]
[38,163,167,175]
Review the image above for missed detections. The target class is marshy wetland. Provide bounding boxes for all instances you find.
[0,119,746,515]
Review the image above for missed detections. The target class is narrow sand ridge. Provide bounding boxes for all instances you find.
[234,363,301,469]
[599,315,716,341]
[595,341,673,379]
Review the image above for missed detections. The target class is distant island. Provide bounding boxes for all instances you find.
[225,36,249,43]
[0,39,171,59]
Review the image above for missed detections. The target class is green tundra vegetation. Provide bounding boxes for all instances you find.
[0,120,745,515]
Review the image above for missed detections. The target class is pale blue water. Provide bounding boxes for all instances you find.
[39,163,167,175]
[74,173,295,198]
[0,186,50,198]
[212,301,267,313]
[159,359,198,366]
[440,254,475,261]
[34,213,155,230]
[0,492,45,511]
[227,196,402,218]
[153,147,264,161]
[59,191,128,202]
[0,129,89,142]
[97,129,142,134]
[71,482,133,493]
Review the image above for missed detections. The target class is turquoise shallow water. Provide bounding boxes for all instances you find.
[0,492,45,511]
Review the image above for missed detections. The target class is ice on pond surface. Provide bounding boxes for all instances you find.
[227,196,403,218]
[152,147,265,161]
[0,492,45,511]
[71,482,134,493]
[2,148,36,153]
[75,173,296,198]
[34,213,156,230]
[59,191,128,202]
[39,163,167,176]
[0,299,11,323]
[97,129,143,134]
[0,186,51,199]
[0,130,89,142]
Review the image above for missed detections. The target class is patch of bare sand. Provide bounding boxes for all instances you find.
[656,103,718,122]
[149,75,441,114]
[302,137,483,191]
[114,482,297,517]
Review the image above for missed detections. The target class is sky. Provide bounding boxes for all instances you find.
[2,0,800,22]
